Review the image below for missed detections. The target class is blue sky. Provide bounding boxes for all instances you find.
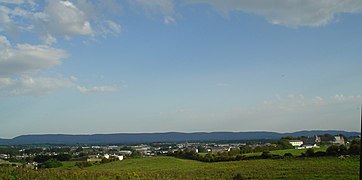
[0,0,361,138]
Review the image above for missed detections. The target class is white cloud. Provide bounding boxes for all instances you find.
[0,35,68,76]
[0,0,24,4]
[77,85,119,94]
[0,1,123,97]
[189,0,362,27]
[0,5,16,34]
[0,76,75,96]
[107,20,122,33]
[32,0,93,39]
[132,0,174,14]
[334,94,362,102]
[130,0,176,24]
[163,16,175,24]
[41,33,57,45]
[0,0,123,44]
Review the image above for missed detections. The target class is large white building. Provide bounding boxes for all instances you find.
[289,140,303,147]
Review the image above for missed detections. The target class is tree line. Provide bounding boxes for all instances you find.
[168,138,360,162]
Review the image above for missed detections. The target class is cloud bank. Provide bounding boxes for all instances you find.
[0,0,122,97]
[190,0,362,27]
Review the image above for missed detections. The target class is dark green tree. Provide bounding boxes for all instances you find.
[41,159,63,168]
[326,145,339,156]
[197,146,208,153]
[305,148,314,157]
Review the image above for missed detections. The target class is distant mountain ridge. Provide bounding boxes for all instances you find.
[0,130,360,145]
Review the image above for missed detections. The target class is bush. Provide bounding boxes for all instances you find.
[326,145,339,156]
[305,148,315,157]
[314,151,326,157]
[41,159,62,168]
[284,153,293,157]
[54,154,71,161]
[349,144,360,155]
[348,139,360,155]
[34,155,52,163]
[338,145,348,155]
[261,151,272,159]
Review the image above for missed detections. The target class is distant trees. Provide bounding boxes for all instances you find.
[197,146,208,153]
[326,144,357,156]
[304,148,314,157]
[54,154,71,161]
[277,139,293,149]
[239,145,252,154]
[348,139,360,155]
[41,159,62,168]
[34,154,71,163]
[130,150,142,158]
[34,155,51,163]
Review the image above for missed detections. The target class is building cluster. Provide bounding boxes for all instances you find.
[289,135,345,149]
[0,134,353,166]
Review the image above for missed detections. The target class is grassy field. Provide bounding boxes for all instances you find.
[83,156,360,179]
[0,154,359,179]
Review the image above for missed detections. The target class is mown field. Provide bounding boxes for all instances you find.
[1,155,359,179]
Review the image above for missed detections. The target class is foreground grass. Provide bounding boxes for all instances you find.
[0,156,359,179]
[86,156,359,179]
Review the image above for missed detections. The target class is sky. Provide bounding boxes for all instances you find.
[0,0,361,138]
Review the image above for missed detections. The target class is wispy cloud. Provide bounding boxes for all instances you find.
[189,0,362,27]
[130,0,176,24]
[77,85,119,94]
[0,76,75,96]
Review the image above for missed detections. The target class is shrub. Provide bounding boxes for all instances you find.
[41,159,62,168]
[34,155,52,163]
[326,145,339,156]
[305,148,315,157]
[349,144,360,155]
[338,145,348,155]
[314,151,326,157]
[348,139,360,155]
[261,151,272,159]
[54,154,71,161]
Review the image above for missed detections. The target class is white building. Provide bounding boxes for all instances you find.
[332,136,345,145]
[289,140,303,147]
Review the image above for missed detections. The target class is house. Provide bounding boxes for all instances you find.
[115,155,124,160]
[297,144,320,149]
[86,155,102,162]
[0,154,8,159]
[289,140,303,148]
[104,154,110,159]
[119,150,132,155]
[302,136,321,145]
[86,158,102,162]
[104,154,124,161]
[332,136,345,145]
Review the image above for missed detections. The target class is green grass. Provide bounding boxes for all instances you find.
[0,155,359,179]
[60,161,78,169]
[83,156,360,179]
